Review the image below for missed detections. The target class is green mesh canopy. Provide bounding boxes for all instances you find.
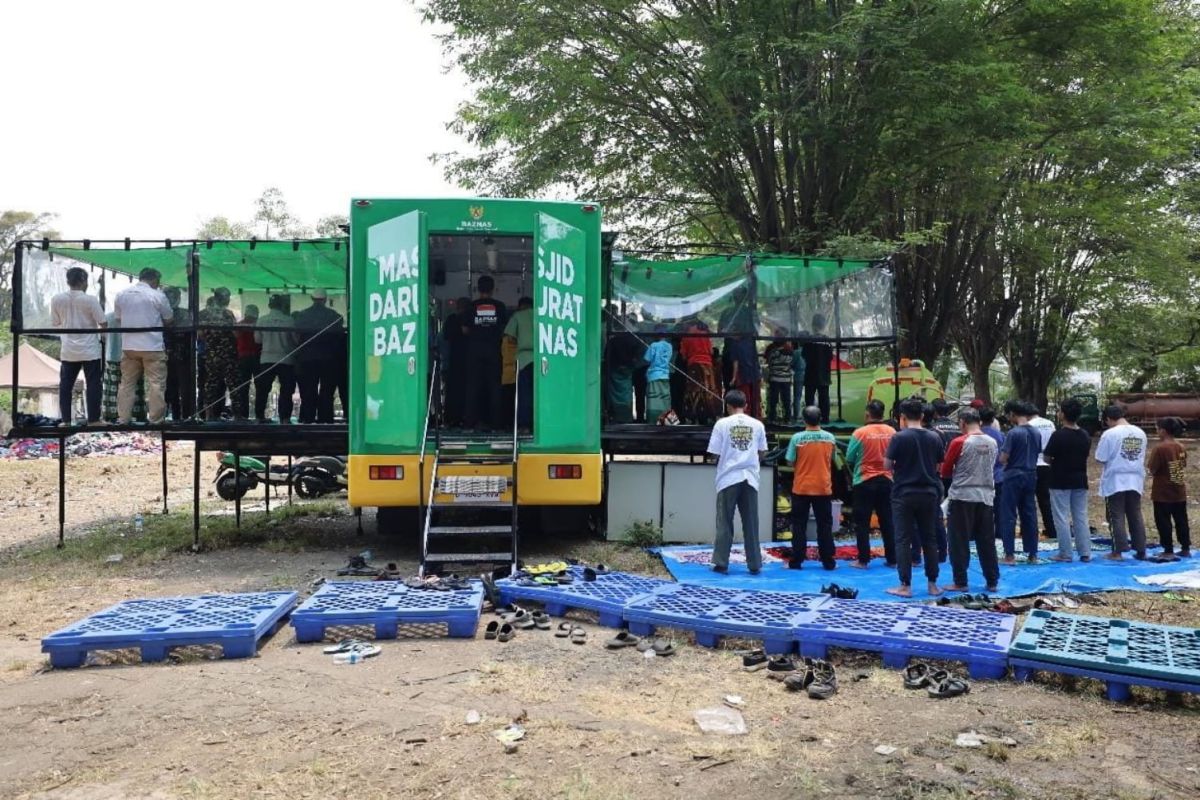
[48,240,348,294]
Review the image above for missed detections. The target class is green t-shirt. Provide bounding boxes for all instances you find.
[504,308,534,369]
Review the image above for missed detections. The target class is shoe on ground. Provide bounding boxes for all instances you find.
[806,661,838,699]
[742,650,768,671]
[766,655,797,679]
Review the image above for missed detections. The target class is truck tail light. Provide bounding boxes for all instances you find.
[548,465,582,479]
[369,465,404,480]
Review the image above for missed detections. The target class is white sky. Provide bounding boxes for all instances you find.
[0,0,466,238]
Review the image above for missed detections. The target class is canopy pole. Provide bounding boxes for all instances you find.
[11,243,23,415]
[834,280,843,423]
[264,456,271,515]
[192,440,200,551]
[187,246,200,420]
[889,262,901,414]
[234,447,242,529]
[287,456,293,504]
[161,433,169,514]
[57,434,66,549]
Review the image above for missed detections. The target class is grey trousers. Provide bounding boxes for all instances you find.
[713,481,762,571]
[1106,490,1147,556]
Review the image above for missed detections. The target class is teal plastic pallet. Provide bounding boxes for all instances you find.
[1009,609,1200,686]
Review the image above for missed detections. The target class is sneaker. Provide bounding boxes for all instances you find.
[766,655,797,680]
[741,649,768,672]
[782,658,816,691]
[806,661,838,699]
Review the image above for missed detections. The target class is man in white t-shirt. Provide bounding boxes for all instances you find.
[706,389,768,575]
[1095,404,1148,560]
[113,268,173,424]
[1028,406,1058,540]
[50,267,107,426]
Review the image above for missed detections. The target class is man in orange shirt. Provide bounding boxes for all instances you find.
[845,400,897,568]
[785,405,839,570]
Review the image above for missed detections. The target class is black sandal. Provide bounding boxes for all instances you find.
[928,676,970,698]
[903,662,932,689]
[484,621,500,640]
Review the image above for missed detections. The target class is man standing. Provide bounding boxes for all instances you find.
[162,286,192,421]
[978,406,1006,549]
[785,405,838,570]
[1096,404,1149,560]
[708,390,768,575]
[885,397,946,597]
[939,408,1000,593]
[1028,404,1058,540]
[503,296,534,431]
[198,287,238,421]
[254,294,298,423]
[728,335,762,419]
[930,398,960,446]
[999,401,1042,564]
[802,314,833,423]
[1043,397,1092,562]
[234,304,261,420]
[294,289,345,424]
[462,275,507,430]
[845,399,897,567]
[763,333,793,423]
[643,324,674,422]
[114,267,173,424]
[51,267,106,426]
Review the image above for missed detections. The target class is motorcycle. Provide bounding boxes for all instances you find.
[213,453,347,501]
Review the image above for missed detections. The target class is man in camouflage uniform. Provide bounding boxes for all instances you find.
[199,287,238,420]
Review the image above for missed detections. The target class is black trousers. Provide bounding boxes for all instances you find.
[254,362,296,422]
[767,381,792,422]
[1153,501,1191,554]
[892,493,940,586]
[948,499,1000,589]
[296,359,340,423]
[60,359,103,423]
[464,350,502,429]
[804,384,830,423]
[853,477,896,565]
[791,494,835,568]
[1036,465,1057,537]
[633,365,648,422]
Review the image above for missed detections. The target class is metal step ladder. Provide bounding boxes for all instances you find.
[419,390,521,578]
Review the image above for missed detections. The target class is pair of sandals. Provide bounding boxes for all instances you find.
[782,657,838,699]
[604,630,675,656]
[484,621,517,642]
[937,592,993,611]
[820,583,859,600]
[904,662,970,698]
[554,623,588,644]
[322,639,382,659]
[499,607,551,631]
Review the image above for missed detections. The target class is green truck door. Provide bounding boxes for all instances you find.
[361,210,429,450]
[533,212,594,450]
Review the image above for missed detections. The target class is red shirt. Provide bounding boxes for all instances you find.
[680,335,713,366]
[236,328,261,358]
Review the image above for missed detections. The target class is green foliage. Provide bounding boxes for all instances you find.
[196,215,253,240]
[620,519,663,549]
[0,209,59,322]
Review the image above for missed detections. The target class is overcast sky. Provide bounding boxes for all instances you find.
[1,0,466,238]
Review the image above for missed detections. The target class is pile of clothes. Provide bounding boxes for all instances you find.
[0,431,162,460]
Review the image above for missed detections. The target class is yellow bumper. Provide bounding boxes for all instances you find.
[347,453,602,507]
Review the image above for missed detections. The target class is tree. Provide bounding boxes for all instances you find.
[424,0,1200,367]
[196,215,253,240]
[253,187,311,238]
[0,210,58,322]
[315,214,349,238]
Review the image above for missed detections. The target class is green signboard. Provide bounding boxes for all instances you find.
[534,212,596,450]
[358,210,428,449]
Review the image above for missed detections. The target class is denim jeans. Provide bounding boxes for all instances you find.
[714,481,762,572]
[1049,489,1091,559]
[999,469,1038,557]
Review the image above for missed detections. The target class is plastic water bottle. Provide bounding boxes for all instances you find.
[134,513,144,534]
[333,651,362,665]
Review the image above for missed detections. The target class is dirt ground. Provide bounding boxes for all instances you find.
[0,452,1199,799]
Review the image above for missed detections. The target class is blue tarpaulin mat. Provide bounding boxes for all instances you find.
[654,542,1200,603]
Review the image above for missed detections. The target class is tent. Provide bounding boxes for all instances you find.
[0,343,78,418]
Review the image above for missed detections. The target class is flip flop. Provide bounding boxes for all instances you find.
[605,631,641,649]
[570,627,587,645]
[652,638,676,657]
[555,622,573,638]
[497,623,515,642]
[928,677,970,698]
[903,662,932,689]
[532,612,552,630]
[322,639,365,654]
[506,609,536,629]
[636,638,655,652]
[583,567,598,582]
[484,621,500,640]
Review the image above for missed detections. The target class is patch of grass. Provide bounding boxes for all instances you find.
[566,540,669,576]
[7,500,350,567]
[5,659,29,672]
[620,519,663,548]
[559,770,633,800]
[982,740,1010,761]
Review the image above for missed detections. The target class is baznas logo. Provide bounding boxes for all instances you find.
[469,205,485,220]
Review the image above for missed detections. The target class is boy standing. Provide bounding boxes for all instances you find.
[939,409,999,593]
[708,390,768,575]
[999,401,1042,564]
[785,405,839,570]
[644,325,674,422]
[764,335,794,423]
[1096,404,1149,560]
[885,397,946,597]
[1043,397,1092,562]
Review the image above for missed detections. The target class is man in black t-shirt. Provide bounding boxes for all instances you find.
[462,275,508,430]
[884,397,947,598]
[1043,397,1093,562]
[801,313,833,423]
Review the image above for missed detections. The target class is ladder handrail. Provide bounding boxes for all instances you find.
[419,456,439,577]
[509,370,521,576]
[417,357,439,574]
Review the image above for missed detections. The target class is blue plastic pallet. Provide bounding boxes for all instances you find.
[41,591,299,669]
[1011,657,1200,702]
[794,599,1015,679]
[290,580,484,642]
[1009,609,1200,687]
[497,570,670,628]
[622,584,828,654]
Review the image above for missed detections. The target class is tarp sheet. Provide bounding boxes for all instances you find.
[655,542,1199,602]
